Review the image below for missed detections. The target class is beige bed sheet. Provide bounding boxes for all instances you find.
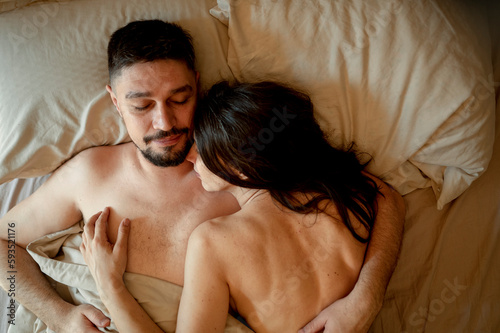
[371,96,500,332]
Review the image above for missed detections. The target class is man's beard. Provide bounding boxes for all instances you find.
[137,128,193,167]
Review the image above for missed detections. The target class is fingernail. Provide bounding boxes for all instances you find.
[123,219,130,227]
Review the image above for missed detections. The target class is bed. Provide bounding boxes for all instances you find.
[0,0,498,332]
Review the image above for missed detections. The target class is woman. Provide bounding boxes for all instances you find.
[82,81,382,332]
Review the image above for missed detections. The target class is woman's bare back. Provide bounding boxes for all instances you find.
[209,192,367,332]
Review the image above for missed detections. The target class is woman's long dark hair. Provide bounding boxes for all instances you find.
[194,81,380,243]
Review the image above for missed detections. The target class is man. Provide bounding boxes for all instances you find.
[0,20,405,333]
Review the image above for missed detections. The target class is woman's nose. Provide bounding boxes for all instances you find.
[186,143,198,164]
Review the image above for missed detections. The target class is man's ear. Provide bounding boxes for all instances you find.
[106,84,122,117]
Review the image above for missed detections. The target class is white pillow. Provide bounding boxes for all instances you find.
[211,0,496,209]
[0,0,233,184]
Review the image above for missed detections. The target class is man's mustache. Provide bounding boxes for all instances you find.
[143,127,189,144]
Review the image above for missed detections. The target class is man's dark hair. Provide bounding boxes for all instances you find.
[107,20,195,83]
[194,81,381,243]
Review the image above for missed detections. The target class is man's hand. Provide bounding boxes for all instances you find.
[52,304,110,333]
[298,291,380,333]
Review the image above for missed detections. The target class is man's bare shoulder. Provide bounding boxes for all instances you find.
[57,143,134,179]
[65,143,133,167]
[0,145,136,245]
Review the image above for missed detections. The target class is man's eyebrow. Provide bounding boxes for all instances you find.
[125,85,193,99]
[125,91,151,99]
[171,85,193,95]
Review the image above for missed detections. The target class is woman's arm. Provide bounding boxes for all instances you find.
[80,208,163,333]
[176,222,230,333]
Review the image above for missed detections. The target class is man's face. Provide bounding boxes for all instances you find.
[107,59,199,167]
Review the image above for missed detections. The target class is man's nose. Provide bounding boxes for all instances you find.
[152,104,176,131]
[186,143,198,164]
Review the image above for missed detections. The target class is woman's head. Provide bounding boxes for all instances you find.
[193,81,379,242]
[194,81,328,190]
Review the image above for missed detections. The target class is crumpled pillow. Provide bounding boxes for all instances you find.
[210,0,496,209]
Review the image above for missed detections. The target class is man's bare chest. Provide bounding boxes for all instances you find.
[79,183,207,284]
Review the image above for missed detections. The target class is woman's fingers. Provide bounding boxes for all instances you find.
[94,207,110,243]
[82,208,131,256]
[79,239,86,253]
[84,210,102,240]
[114,219,131,258]
[81,230,87,248]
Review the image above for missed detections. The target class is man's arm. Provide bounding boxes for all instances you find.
[0,239,109,332]
[300,176,406,333]
[0,151,110,332]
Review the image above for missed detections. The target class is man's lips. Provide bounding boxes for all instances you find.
[152,133,183,146]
